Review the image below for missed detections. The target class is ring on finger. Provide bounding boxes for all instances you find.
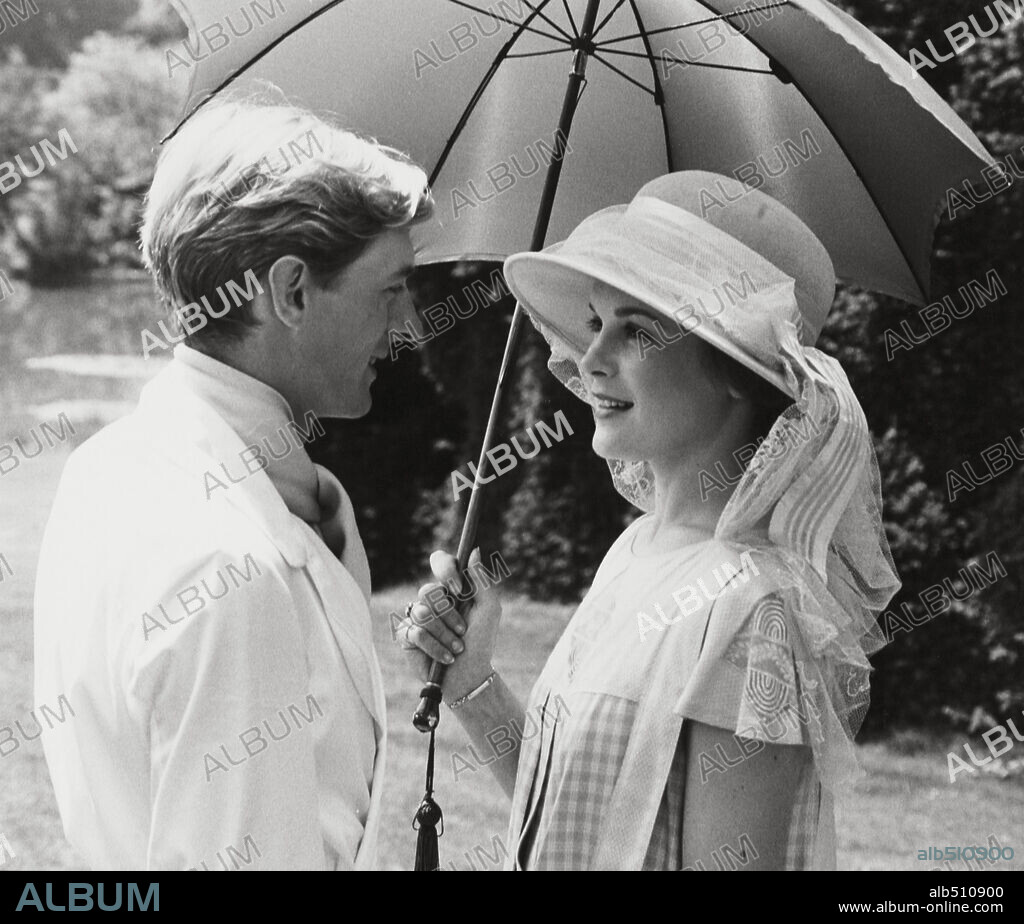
[397,603,418,650]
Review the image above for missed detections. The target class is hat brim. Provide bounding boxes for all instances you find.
[503,250,798,401]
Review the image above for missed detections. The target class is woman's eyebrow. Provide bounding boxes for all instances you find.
[587,302,658,321]
[614,306,659,320]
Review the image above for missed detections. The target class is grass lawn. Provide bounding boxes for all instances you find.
[1,448,1021,871]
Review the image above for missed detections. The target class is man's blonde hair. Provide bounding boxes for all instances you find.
[141,97,433,350]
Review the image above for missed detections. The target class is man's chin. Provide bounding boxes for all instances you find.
[326,401,372,421]
[311,391,372,421]
[345,388,374,420]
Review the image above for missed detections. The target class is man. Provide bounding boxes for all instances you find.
[33,99,432,870]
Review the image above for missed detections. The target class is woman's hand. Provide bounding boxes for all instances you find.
[398,547,504,702]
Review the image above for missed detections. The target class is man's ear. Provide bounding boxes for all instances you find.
[267,255,311,329]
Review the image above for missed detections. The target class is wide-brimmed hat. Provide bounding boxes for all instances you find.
[503,170,836,399]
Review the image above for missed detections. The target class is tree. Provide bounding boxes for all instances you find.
[0,0,138,68]
[9,32,183,281]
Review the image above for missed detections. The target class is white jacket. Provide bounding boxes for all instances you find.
[33,360,387,870]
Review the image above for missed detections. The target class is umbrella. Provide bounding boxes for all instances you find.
[165,0,993,868]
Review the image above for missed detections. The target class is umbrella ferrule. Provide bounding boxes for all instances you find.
[571,47,591,78]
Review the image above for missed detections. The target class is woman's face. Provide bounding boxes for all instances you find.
[578,280,738,465]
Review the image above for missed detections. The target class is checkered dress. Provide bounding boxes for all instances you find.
[504,517,836,870]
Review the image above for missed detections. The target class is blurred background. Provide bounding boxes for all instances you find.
[0,0,1022,871]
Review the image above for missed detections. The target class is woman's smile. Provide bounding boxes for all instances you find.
[591,391,634,418]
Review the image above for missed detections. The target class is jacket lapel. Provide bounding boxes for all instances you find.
[302,544,387,727]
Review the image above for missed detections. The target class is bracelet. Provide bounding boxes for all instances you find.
[447,670,497,710]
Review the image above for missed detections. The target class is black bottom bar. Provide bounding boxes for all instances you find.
[0,871,1019,911]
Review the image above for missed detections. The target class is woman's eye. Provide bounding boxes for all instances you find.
[586,316,602,332]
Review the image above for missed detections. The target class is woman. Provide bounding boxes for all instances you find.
[398,171,900,870]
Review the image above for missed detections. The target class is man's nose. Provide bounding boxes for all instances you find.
[393,289,419,331]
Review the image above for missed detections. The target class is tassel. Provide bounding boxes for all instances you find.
[412,727,444,870]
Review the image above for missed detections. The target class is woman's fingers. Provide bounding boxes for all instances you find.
[408,600,464,656]
[399,546,507,689]
[404,621,458,665]
[429,549,463,589]
[414,577,468,636]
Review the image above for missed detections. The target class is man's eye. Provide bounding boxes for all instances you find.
[586,316,602,332]
[624,323,642,338]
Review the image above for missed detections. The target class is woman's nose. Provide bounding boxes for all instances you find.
[579,330,611,379]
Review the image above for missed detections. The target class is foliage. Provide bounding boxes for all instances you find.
[0,0,139,68]
[0,55,54,273]
[3,32,182,282]
[41,32,182,184]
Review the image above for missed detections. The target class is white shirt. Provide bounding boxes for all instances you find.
[33,347,386,870]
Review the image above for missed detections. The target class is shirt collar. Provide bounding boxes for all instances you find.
[169,344,321,524]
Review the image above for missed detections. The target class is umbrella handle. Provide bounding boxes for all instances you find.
[412,302,530,733]
[412,604,471,732]
[412,582,478,733]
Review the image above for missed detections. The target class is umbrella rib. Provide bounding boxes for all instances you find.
[588,51,656,97]
[428,7,555,186]
[444,0,569,44]
[627,0,673,171]
[592,0,629,41]
[593,0,793,47]
[517,0,577,43]
[561,0,580,38]
[597,45,774,75]
[506,48,573,58]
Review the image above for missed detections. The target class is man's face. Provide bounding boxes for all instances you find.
[297,229,417,418]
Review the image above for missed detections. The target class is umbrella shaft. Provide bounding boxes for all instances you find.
[414,0,604,732]
[531,0,601,252]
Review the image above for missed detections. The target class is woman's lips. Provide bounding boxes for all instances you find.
[592,393,634,417]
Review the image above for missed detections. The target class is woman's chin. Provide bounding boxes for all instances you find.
[592,433,643,462]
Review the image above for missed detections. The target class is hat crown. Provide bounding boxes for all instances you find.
[503,170,838,400]
[632,171,835,344]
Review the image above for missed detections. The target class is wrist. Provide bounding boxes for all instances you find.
[446,666,497,709]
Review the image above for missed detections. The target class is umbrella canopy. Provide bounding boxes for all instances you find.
[168,0,992,305]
